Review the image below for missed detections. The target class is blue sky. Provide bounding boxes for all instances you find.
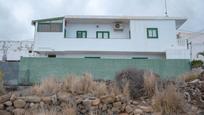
[0,0,204,40]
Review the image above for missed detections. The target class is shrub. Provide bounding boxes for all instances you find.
[191,60,203,68]
[115,68,145,99]
[63,73,109,97]
[93,82,108,97]
[152,84,186,114]
[144,71,159,97]
[32,77,61,96]
[179,71,200,82]
[0,70,5,95]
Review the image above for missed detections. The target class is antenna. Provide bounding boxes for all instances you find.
[164,0,168,17]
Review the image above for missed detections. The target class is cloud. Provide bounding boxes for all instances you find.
[0,0,204,40]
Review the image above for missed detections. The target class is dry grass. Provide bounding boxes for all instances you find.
[93,82,108,97]
[32,77,61,96]
[62,107,76,115]
[152,84,186,114]
[179,71,200,82]
[63,73,109,97]
[144,71,158,97]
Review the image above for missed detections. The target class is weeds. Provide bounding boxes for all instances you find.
[152,84,186,114]
[144,71,158,97]
[32,77,61,96]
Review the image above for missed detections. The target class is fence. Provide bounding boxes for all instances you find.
[18,57,191,84]
[0,62,19,85]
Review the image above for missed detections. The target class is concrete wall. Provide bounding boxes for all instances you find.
[18,57,190,84]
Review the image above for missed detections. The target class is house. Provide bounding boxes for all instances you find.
[0,40,34,61]
[32,15,190,59]
[177,32,204,61]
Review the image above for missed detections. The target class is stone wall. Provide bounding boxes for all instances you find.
[0,92,154,115]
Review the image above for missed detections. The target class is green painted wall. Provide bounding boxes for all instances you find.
[18,57,191,84]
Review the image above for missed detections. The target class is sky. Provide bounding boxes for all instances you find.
[0,0,204,40]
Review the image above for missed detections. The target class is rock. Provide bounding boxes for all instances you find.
[133,109,143,114]
[91,98,100,106]
[0,93,11,103]
[0,110,11,115]
[199,71,204,81]
[4,101,12,106]
[26,96,41,103]
[13,109,25,115]
[132,101,139,105]
[113,102,122,107]
[51,95,58,104]
[41,96,52,104]
[102,104,107,111]
[100,95,115,104]
[125,105,133,113]
[10,94,16,102]
[57,92,70,101]
[30,103,39,110]
[190,79,200,84]
[197,110,204,115]
[0,104,4,109]
[13,99,26,108]
[138,106,153,113]
[6,106,14,112]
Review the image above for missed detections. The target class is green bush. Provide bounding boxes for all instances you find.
[191,60,203,68]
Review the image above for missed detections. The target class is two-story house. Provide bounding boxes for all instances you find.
[32,15,190,59]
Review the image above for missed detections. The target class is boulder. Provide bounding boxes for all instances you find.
[113,102,122,108]
[13,109,25,115]
[100,95,115,104]
[4,101,12,106]
[133,109,143,114]
[0,104,4,109]
[138,106,153,113]
[0,93,11,103]
[10,94,16,102]
[13,99,26,108]
[26,96,41,103]
[91,98,100,106]
[125,105,133,113]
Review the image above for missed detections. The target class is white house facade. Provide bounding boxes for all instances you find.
[32,15,190,59]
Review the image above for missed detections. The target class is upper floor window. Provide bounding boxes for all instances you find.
[96,31,110,39]
[147,28,158,38]
[76,31,87,38]
[37,19,63,32]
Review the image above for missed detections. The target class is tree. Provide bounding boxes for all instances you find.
[197,51,204,57]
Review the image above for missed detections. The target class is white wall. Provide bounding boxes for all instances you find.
[34,19,188,59]
[65,23,129,39]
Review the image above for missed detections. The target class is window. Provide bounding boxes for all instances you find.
[147,28,158,38]
[37,19,63,32]
[48,54,56,58]
[132,57,148,59]
[96,31,110,39]
[76,31,87,38]
[84,57,101,59]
